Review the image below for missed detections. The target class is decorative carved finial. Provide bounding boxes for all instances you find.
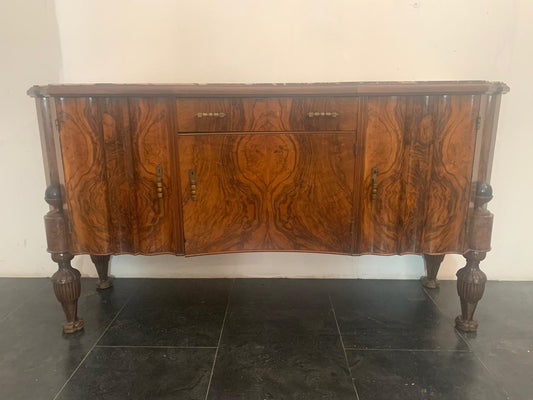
[45,184,62,209]
[474,182,493,209]
[476,182,492,198]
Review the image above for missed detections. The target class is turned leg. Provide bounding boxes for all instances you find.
[44,185,83,333]
[90,255,113,290]
[51,252,84,333]
[420,254,445,289]
[455,182,494,332]
[455,251,487,332]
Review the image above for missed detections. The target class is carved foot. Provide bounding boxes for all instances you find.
[51,253,84,334]
[455,251,487,332]
[62,318,85,334]
[90,255,113,290]
[420,254,445,289]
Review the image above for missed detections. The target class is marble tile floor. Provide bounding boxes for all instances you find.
[0,277,530,399]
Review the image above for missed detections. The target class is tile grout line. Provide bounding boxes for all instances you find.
[95,345,218,349]
[421,286,472,350]
[421,285,512,398]
[204,279,235,400]
[51,291,134,400]
[344,347,470,352]
[328,292,361,400]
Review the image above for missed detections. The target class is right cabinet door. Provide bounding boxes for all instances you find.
[358,95,480,254]
[178,132,356,255]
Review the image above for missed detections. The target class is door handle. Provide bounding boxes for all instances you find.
[189,169,197,201]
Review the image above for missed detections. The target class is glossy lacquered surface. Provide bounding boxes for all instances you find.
[179,133,356,254]
[1,278,529,400]
[29,82,507,336]
[177,97,358,132]
[56,97,182,254]
[37,82,503,257]
[358,95,479,254]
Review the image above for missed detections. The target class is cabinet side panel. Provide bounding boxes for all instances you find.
[471,94,502,184]
[421,95,479,252]
[56,97,113,253]
[359,97,406,254]
[129,98,178,253]
[36,97,60,186]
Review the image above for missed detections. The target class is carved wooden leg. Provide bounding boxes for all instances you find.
[455,251,487,332]
[51,252,84,334]
[44,185,83,333]
[454,182,494,332]
[90,255,113,290]
[420,254,445,289]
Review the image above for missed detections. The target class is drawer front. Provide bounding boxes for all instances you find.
[177,99,233,132]
[177,97,357,132]
[289,97,358,131]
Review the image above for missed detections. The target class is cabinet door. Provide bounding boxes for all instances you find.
[179,133,355,255]
[57,97,181,254]
[358,95,480,254]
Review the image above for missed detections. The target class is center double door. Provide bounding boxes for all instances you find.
[178,132,356,255]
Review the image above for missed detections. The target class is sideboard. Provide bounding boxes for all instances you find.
[27,81,508,334]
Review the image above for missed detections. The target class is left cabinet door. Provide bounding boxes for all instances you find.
[56,97,182,254]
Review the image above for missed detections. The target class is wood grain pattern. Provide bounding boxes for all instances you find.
[359,95,479,254]
[100,98,136,252]
[179,133,355,255]
[129,98,180,253]
[422,95,479,252]
[57,97,112,254]
[359,96,406,254]
[57,97,182,255]
[289,97,357,131]
[177,99,232,132]
[177,98,357,132]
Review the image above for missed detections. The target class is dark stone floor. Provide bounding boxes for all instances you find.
[0,277,530,399]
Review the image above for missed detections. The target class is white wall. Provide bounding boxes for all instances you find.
[0,0,62,276]
[1,0,531,280]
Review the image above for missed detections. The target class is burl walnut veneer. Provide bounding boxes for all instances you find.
[28,81,508,334]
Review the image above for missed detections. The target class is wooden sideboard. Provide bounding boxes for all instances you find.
[28,81,508,334]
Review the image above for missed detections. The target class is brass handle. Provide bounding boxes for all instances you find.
[189,169,197,201]
[156,165,163,199]
[307,112,339,118]
[371,167,378,201]
[195,112,226,118]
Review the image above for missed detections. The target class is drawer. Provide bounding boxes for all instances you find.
[288,97,358,131]
[177,99,233,132]
[177,97,357,132]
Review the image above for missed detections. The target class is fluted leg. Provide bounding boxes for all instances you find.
[90,255,113,290]
[455,251,487,332]
[51,252,84,334]
[420,254,445,289]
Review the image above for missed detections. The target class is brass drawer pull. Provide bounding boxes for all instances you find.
[189,169,197,201]
[307,111,339,118]
[195,112,226,118]
[156,165,163,199]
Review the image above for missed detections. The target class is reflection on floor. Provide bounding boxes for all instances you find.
[0,277,530,399]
